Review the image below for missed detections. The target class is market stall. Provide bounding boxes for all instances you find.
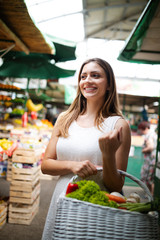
[118,0,160,198]
[0,0,77,229]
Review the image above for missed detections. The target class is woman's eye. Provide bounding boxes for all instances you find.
[81,75,86,80]
[92,74,99,78]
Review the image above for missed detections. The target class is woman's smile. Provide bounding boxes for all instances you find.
[84,87,97,93]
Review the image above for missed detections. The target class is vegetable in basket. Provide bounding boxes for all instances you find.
[66,183,79,194]
[66,180,118,208]
[118,197,160,214]
[105,192,126,203]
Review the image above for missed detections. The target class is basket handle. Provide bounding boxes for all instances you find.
[118,169,153,201]
[72,167,153,202]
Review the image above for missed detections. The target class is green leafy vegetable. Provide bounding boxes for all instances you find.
[66,180,118,208]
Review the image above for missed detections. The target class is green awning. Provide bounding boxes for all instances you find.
[53,41,76,62]
[118,0,160,64]
[0,53,76,79]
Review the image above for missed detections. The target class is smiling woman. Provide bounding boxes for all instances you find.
[41,57,131,240]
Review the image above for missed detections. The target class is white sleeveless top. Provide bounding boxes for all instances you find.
[42,115,121,240]
[57,116,121,166]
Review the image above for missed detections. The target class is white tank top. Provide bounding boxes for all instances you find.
[57,116,121,166]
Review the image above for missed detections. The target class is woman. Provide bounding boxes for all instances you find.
[138,121,157,195]
[41,58,131,240]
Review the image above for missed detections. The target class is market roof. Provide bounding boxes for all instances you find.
[118,93,159,113]
[83,0,148,40]
[0,0,54,55]
[118,0,160,64]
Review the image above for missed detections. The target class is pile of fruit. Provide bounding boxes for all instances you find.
[0,139,13,151]
[0,83,20,90]
[0,95,11,101]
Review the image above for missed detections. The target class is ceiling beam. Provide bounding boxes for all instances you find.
[86,13,140,39]
[0,19,30,54]
[37,1,147,23]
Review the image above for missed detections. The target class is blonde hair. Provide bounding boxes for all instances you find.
[56,58,122,137]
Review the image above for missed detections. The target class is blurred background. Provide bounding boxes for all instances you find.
[0,0,160,238]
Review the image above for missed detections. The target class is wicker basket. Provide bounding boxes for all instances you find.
[52,169,159,240]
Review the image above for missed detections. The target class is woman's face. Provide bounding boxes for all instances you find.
[79,62,109,103]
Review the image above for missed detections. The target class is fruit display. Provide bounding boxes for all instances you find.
[0,139,13,151]
[41,119,53,128]
[0,95,11,101]
[11,108,25,115]
[4,102,12,107]
[0,83,20,90]
[26,99,43,112]
[12,98,25,104]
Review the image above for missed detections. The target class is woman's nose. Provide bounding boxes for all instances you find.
[85,75,92,82]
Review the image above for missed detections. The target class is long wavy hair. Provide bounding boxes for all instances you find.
[56,58,123,137]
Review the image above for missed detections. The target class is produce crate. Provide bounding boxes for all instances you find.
[11,164,40,182]
[9,181,40,204]
[6,157,12,182]
[8,164,41,225]
[0,200,8,229]
[8,196,39,225]
[12,148,42,164]
[9,165,40,204]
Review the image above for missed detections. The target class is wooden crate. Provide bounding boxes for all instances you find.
[8,196,39,225]
[11,165,40,182]
[10,181,40,204]
[0,203,7,229]
[10,182,40,204]
[6,158,12,182]
[9,165,40,205]
[11,173,40,190]
[8,154,41,225]
[12,148,43,164]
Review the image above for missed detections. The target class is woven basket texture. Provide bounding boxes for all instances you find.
[52,170,160,240]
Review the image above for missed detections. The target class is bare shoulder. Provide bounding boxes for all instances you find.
[56,111,66,122]
[51,111,66,138]
[115,118,131,146]
[115,118,131,141]
[115,117,130,131]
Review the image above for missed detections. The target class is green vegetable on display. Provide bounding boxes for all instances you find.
[11,108,25,115]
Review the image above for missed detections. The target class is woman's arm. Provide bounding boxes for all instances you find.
[41,117,97,177]
[142,137,154,153]
[41,124,72,176]
[99,118,131,192]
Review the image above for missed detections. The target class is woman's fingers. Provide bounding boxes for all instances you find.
[99,127,123,154]
[73,160,97,178]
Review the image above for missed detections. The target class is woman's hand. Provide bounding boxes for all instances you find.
[98,119,131,192]
[99,127,122,157]
[70,160,97,178]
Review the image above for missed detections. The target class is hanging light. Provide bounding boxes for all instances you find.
[0,58,3,67]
